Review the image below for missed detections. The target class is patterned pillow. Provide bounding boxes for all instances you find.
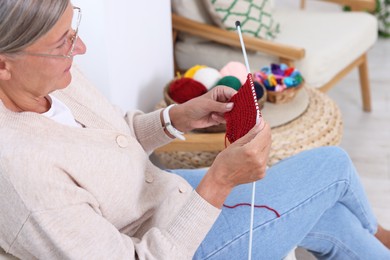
[202,0,280,40]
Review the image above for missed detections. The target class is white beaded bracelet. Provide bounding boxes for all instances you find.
[162,104,186,140]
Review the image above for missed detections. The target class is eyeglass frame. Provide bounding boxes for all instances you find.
[17,6,82,59]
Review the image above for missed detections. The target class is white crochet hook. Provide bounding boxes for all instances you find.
[235,21,260,260]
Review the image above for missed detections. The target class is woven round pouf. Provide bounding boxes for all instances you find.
[154,87,343,169]
[268,87,343,165]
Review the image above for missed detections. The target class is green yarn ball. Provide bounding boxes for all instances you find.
[214,76,242,90]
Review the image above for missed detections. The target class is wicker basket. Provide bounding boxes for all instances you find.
[154,87,343,169]
[255,81,267,110]
[266,83,303,104]
[163,83,176,106]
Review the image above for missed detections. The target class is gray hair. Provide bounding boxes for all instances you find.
[0,0,69,54]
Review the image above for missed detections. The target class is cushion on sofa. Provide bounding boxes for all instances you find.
[202,0,280,40]
[171,0,215,43]
[174,10,377,88]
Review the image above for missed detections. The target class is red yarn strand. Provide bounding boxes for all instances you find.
[223,203,281,218]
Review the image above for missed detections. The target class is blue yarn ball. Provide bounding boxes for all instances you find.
[254,81,266,100]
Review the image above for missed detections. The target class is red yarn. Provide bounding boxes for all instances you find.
[169,78,208,104]
[224,74,260,144]
[284,67,294,76]
[223,203,281,218]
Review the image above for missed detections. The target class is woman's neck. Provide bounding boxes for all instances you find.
[0,86,51,113]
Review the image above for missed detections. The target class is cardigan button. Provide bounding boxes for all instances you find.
[116,135,129,148]
[179,185,187,193]
[145,172,154,183]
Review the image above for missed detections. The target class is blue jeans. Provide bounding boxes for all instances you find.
[169,147,390,259]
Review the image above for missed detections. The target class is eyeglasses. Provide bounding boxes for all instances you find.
[18,7,82,59]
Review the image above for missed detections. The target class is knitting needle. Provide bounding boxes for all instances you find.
[236,22,251,72]
[235,21,259,260]
[235,21,261,122]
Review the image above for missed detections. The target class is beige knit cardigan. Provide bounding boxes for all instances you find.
[0,67,220,259]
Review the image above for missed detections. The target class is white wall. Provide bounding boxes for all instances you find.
[71,0,174,112]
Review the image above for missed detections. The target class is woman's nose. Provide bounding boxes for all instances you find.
[72,37,87,56]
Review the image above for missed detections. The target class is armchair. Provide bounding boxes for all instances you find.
[171,0,377,111]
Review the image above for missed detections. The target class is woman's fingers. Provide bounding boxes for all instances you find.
[230,119,266,147]
[209,86,237,102]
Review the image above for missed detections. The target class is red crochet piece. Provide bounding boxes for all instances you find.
[225,73,260,144]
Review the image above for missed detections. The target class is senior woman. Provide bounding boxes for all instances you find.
[0,0,389,259]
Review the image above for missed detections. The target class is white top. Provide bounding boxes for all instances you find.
[42,95,82,128]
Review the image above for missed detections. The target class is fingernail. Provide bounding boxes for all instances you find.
[256,117,262,126]
[226,102,234,110]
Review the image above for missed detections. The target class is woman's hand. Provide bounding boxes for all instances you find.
[168,86,237,133]
[196,120,272,208]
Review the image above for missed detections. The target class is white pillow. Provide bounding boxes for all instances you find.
[171,0,214,24]
[202,0,280,40]
[171,0,215,43]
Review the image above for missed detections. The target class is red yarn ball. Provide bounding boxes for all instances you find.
[168,78,207,104]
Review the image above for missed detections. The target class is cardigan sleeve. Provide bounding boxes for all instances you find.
[125,109,174,154]
[5,191,220,260]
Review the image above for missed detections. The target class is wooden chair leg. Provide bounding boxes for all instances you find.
[359,53,372,112]
[300,0,306,9]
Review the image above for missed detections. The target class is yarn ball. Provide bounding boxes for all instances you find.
[168,78,207,104]
[215,76,242,90]
[271,63,284,76]
[193,67,222,89]
[279,63,288,72]
[184,65,207,78]
[254,81,265,100]
[220,61,248,84]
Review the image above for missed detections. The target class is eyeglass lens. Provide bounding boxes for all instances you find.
[69,7,81,56]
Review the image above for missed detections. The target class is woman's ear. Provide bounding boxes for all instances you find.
[0,55,11,81]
